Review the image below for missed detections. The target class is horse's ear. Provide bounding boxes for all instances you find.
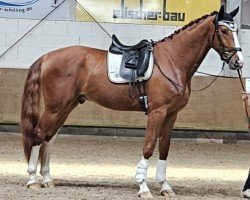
[218,5,225,21]
[229,7,239,18]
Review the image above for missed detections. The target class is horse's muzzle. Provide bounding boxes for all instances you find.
[229,58,243,70]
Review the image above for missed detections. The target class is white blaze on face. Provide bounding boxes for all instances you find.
[232,31,244,66]
[218,21,244,67]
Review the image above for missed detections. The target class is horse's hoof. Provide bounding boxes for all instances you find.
[161,189,176,197]
[41,181,55,188]
[138,191,153,199]
[242,189,250,198]
[27,183,41,190]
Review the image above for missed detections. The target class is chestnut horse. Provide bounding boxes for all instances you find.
[21,6,243,198]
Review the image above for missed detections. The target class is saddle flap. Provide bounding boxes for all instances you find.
[124,51,138,69]
[108,35,152,82]
[137,45,152,77]
[107,51,154,84]
[119,45,151,80]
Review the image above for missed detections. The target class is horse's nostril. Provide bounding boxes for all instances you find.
[234,59,240,66]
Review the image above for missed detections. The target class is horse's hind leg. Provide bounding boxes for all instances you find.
[26,92,82,188]
[26,109,59,188]
[27,133,57,189]
[39,99,80,187]
[26,144,42,189]
[39,133,58,188]
[156,112,177,197]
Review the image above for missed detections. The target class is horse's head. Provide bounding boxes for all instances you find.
[212,5,243,70]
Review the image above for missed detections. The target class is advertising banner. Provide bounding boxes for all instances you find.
[0,0,75,20]
[76,0,220,26]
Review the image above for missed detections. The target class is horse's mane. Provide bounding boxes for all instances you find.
[160,11,218,42]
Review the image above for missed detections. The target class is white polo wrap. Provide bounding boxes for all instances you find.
[138,181,150,195]
[135,157,149,183]
[27,145,41,185]
[160,180,173,193]
[155,159,167,182]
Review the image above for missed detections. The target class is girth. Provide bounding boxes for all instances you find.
[109,35,152,113]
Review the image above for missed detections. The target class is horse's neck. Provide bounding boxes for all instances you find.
[158,18,213,89]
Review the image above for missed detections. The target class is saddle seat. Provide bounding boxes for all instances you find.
[110,35,150,53]
[109,34,152,80]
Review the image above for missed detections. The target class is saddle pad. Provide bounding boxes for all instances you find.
[107,51,154,84]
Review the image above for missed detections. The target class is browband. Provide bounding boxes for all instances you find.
[218,21,238,32]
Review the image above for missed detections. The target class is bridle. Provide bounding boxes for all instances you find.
[211,15,250,129]
[154,14,243,93]
[212,15,242,63]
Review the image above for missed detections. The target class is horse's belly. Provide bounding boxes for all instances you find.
[84,85,142,111]
[89,97,141,111]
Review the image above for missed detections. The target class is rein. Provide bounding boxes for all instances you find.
[155,57,250,130]
[153,58,182,92]
[154,56,227,93]
[237,70,250,130]
[213,16,242,63]
[192,62,225,92]
[153,14,243,93]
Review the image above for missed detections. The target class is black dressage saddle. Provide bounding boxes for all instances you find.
[109,35,152,81]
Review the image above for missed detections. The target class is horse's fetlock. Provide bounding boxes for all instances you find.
[40,169,48,176]
[27,168,36,175]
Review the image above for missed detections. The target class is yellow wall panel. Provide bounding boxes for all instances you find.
[76,0,220,26]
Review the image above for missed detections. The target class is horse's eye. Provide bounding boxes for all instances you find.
[221,29,228,35]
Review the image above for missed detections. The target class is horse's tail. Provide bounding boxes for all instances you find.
[21,57,42,162]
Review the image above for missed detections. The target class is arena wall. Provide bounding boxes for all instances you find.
[0,3,249,132]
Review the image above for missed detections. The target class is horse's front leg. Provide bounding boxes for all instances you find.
[135,107,167,198]
[156,112,177,197]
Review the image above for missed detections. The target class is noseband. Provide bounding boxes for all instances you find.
[212,16,242,62]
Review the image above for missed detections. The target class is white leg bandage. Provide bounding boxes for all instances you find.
[155,160,174,195]
[27,145,41,185]
[243,189,250,198]
[160,180,173,193]
[40,133,57,184]
[155,159,167,182]
[135,157,149,183]
[138,181,150,195]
